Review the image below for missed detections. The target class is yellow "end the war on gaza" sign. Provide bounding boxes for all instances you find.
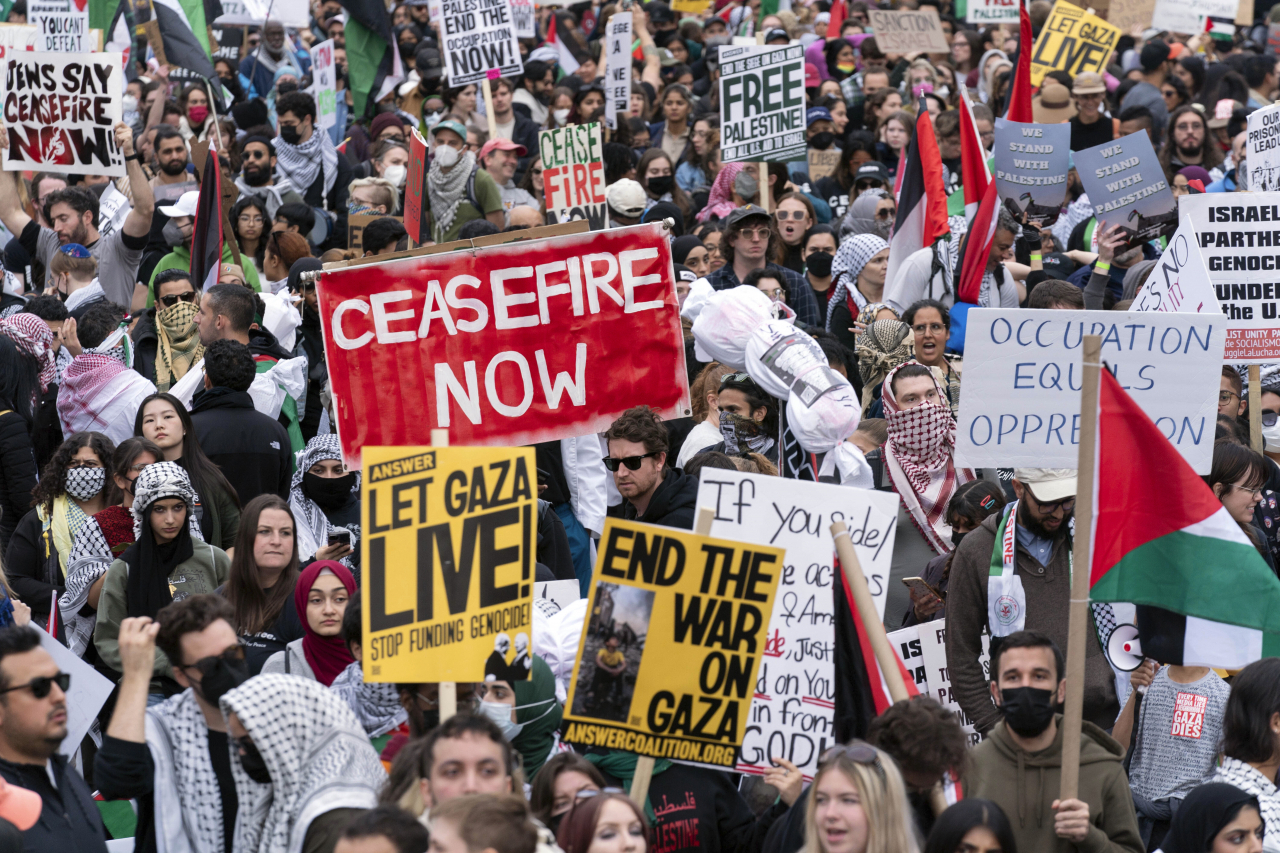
[360,446,537,684]
[562,519,784,768]
[1030,1,1120,87]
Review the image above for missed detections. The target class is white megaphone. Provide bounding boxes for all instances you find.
[1105,624,1144,672]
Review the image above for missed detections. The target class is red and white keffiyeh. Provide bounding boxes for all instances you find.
[0,313,56,392]
[57,352,156,445]
[882,361,974,553]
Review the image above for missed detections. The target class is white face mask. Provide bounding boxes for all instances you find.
[383,163,407,187]
[122,94,138,113]
[553,108,570,125]
[433,144,459,168]
[1265,418,1280,453]
[478,697,555,742]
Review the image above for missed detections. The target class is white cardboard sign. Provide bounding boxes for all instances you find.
[33,625,115,758]
[310,39,338,130]
[1132,216,1222,316]
[440,0,524,86]
[605,12,631,131]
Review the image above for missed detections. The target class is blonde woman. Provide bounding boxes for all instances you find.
[804,742,921,853]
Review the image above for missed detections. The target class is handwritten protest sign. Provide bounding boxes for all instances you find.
[967,0,1019,24]
[993,119,1070,225]
[310,39,337,130]
[867,8,950,53]
[719,44,805,163]
[1106,0,1157,34]
[562,518,784,769]
[346,214,404,253]
[540,122,606,229]
[1247,102,1280,192]
[697,471,898,778]
[1132,217,1222,316]
[1074,131,1178,250]
[605,12,631,130]
[440,0,523,86]
[888,620,990,746]
[30,0,87,52]
[1,51,125,177]
[0,24,36,58]
[808,149,840,180]
[361,445,537,683]
[1181,193,1280,361]
[1030,2,1120,87]
[956,308,1225,472]
[316,223,690,468]
[510,0,534,39]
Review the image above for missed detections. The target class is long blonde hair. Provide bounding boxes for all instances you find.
[802,744,921,853]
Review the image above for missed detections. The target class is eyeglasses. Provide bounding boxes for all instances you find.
[238,214,265,225]
[775,210,807,221]
[179,644,245,678]
[737,227,771,241]
[0,672,70,699]
[160,291,198,308]
[1264,411,1279,428]
[1220,390,1241,404]
[603,452,660,472]
[1230,484,1265,498]
[912,322,945,334]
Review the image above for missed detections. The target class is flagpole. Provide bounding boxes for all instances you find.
[245,0,280,100]
[431,426,458,723]
[1060,334,1101,802]
[1250,365,1263,453]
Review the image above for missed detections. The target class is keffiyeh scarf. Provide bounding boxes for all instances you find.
[155,301,204,393]
[0,313,56,392]
[695,163,745,223]
[826,233,889,332]
[222,674,386,853]
[62,505,137,656]
[329,661,408,737]
[289,434,360,565]
[428,149,478,243]
[38,495,87,582]
[881,361,974,554]
[273,127,339,199]
[856,319,912,400]
[147,689,226,853]
[57,348,154,439]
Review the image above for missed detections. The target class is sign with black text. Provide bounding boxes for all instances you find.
[1030,1,1120,87]
[866,7,950,53]
[718,43,805,163]
[30,0,87,52]
[1074,131,1177,250]
[1132,216,1221,317]
[540,122,606,230]
[605,12,631,130]
[440,0,523,86]
[993,119,1071,225]
[1247,102,1280,192]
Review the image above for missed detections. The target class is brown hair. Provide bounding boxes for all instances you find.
[223,495,301,635]
[47,249,97,280]
[155,593,236,667]
[867,695,970,782]
[856,418,888,446]
[690,362,735,422]
[431,795,537,853]
[265,230,311,270]
[528,753,607,824]
[556,793,650,853]
[604,406,669,456]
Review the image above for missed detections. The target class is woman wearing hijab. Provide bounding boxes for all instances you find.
[1160,783,1264,853]
[94,462,229,688]
[476,653,565,780]
[825,233,891,356]
[261,560,356,686]
[289,434,360,569]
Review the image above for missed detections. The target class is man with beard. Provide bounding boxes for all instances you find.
[234,137,304,221]
[513,60,554,126]
[968,631,1142,853]
[1160,105,1224,185]
[944,469,1121,736]
[239,20,310,101]
[0,121,154,310]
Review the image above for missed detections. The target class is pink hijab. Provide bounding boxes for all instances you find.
[696,162,746,223]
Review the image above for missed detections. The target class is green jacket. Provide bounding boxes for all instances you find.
[93,539,230,685]
[146,243,262,307]
[201,480,241,551]
[967,716,1143,853]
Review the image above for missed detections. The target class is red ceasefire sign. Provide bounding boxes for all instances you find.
[317,223,691,468]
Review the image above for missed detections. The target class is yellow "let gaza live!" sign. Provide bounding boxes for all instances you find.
[562,519,784,768]
[360,446,536,683]
[1030,1,1120,87]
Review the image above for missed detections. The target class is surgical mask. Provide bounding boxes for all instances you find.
[433,144,459,168]
[65,467,106,501]
[194,656,249,707]
[1264,418,1280,452]
[998,686,1057,738]
[809,131,835,150]
[237,737,273,784]
[734,171,758,200]
[806,251,833,277]
[647,175,673,196]
[553,107,571,125]
[478,697,556,741]
[163,220,187,248]
[280,125,301,145]
[188,105,209,125]
[122,94,138,113]
[424,109,444,128]
[383,163,407,187]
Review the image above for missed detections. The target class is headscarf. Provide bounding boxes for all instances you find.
[696,162,746,223]
[825,234,889,332]
[881,361,974,554]
[1162,783,1261,853]
[973,49,1008,103]
[428,148,479,242]
[856,318,912,405]
[295,560,357,686]
[0,313,56,392]
[512,654,564,780]
[839,188,890,240]
[221,674,386,853]
[289,434,360,564]
[125,461,199,619]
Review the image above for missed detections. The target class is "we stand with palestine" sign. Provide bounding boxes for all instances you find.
[440,0,523,87]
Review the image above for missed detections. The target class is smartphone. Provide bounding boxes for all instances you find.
[328,528,352,548]
[902,577,942,600]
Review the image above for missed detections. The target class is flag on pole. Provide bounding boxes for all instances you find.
[145,0,218,80]
[1089,368,1280,668]
[190,137,224,292]
[548,11,587,75]
[340,0,404,117]
[1006,0,1033,123]
[103,0,136,81]
[957,86,991,222]
[883,100,950,302]
[826,0,847,37]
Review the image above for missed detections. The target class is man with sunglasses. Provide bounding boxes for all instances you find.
[130,269,199,391]
[233,136,304,222]
[604,406,697,529]
[705,205,821,326]
[0,625,108,852]
[95,596,249,853]
[944,468,1121,739]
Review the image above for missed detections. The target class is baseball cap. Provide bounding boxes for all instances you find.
[1072,71,1106,95]
[0,777,41,831]
[606,179,647,218]
[673,262,697,283]
[1039,251,1077,280]
[647,1,675,24]
[1140,40,1171,72]
[478,137,528,161]
[1013,468,1077,503]
[806,106,833,126]
[430,119,468,141]
[765,27,789,44]
[726,204,771,229]
[415,44,443,81]
[805,62,820,88]
[1207,98,1238,129]
[853,161,889,187]
[158,191,200,218]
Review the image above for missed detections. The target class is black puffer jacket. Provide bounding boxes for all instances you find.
[621,467,699,530]
[0,408,36,553]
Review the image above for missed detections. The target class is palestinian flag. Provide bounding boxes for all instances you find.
[1089,367,1280,668]
[190,136,223,291]
[957,86,990,222]
[103,0,136,81]
[882,99,949,304]
[1006,0,1033,123]
[547,11,588,75]
[341,0,403,117]
[150,0,218,80]
[833,562,918,742]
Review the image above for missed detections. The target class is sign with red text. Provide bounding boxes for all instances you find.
[316,223,690,468]
[309,38,337,130]
[1132,217,1222,317]
[540,122,606,230]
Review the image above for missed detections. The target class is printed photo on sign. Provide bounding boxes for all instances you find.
[562,519,784,769]
[440,0,523,87]
[718,44,806,164]
[360,446,537,684]
[993,119,1070,225]
[1073,131,1177,249]
[1247,103,1280,193]
[570,582,654,723]
[1029,2,1120,87]
[1,51,125,177]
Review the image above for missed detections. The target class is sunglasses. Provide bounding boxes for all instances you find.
[820,742,885,780]
[603,451,659,472]
[180,644,246,678]
[875,208,897,219]
[160,291,198,308]
[1264,411,1278,428]
[0,672,70,699]
[775,210,807,221]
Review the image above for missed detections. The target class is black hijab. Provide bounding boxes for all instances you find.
[123,500,195,619]
[1162,783,1262,853]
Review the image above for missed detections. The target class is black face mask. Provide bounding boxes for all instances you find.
[412,707,440,736]
[809,132,835,150]
[806,251,833,277]
[951,529,967,548]
[303,470,357,511]
[238,737,273,784]
[998,686,1057,738]
[276,81,298,97]
[194,656,249,707]
[280,125,301,145]
[647,175,674,196]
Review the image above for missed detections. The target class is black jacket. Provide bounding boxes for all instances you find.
[189,387,293,505]
[247,326,292,362]
[621,468,698,530]
[0,409,36,553]
[4,508,62,624]
[537,499,576,581]
[0,753,108,853]
[509,113,542,184]
[130,307,160,386]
